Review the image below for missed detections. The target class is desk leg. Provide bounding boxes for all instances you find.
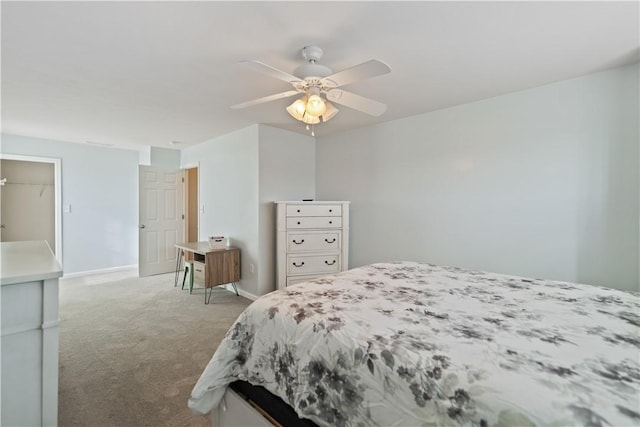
[189,262,194,294]
[174,248,183,287]
[181,264,189,290]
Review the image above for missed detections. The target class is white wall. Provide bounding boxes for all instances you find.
[139,146,180,168]
[1,133,139,274]
[181,125,260,296]
[316,64,639,292]
[258,125,315,294]
[150,146,180,168]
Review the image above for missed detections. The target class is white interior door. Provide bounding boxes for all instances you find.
[139,166,184,277]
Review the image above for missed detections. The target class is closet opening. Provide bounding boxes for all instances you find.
[0,154,62,264]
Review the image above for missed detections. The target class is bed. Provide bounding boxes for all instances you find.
[189,261,640,426]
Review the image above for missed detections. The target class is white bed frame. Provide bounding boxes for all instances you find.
[211,388,276,427]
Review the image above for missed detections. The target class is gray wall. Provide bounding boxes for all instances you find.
[316,64,639,292]
[181,124,316,297]
[258,125,315,294]
[181,125,261,295]
[3,63,636,293]
[1,133,139,274]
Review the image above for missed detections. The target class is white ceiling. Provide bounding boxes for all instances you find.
[2,1,638,150]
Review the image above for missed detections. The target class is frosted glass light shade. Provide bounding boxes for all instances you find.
[305,94,326,117]
[286,96,307,121]
[302,113,320,124]
[321,101,339,122]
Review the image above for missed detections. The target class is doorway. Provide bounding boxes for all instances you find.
[184,167,198,242]
[0,154,62,263]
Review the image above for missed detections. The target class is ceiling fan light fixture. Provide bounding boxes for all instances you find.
[234,45,391,131]
[286,96,307,121]
[305,94,326,117]
[321,101,339,122]
[302,112,320,124]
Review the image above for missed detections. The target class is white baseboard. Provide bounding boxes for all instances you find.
[237,288,259,301]
[221,283,259,301]
[63,268,262,301]
[62,264,137,279]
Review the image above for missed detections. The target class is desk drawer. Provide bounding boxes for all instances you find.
[192,261,205,287]
[287,231,340,252]
[287,217,342,229]
[287,254,340,276]
[287,204,341,217]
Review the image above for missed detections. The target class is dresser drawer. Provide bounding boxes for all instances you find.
[287,217,342,229]
[287,231,340,252]
[287,204,341,217]
[287,254,340,276]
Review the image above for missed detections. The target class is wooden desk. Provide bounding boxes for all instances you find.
[175,242,240,304]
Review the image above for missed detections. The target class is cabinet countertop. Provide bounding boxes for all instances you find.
[1,240,63,286]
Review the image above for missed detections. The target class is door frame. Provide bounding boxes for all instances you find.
[182,162,199,243]
[0,153,62,265]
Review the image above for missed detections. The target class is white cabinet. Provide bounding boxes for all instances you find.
[1,240,62,427]
[276,201,349,290]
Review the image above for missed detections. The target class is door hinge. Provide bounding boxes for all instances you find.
[182,214,185,220]
[182,177,185,182]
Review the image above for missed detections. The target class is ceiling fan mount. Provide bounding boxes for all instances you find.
[293,46,333,79]
[231,45,392,129]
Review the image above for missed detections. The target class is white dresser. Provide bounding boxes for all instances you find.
[1,240,62,427]
[275,201,350,289]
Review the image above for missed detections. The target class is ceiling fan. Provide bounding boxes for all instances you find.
[231,46,391,132]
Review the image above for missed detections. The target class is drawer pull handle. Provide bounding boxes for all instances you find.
[293,261,305,267]
[325,260,336,266]
[297,209,301,213]
[329,209,333,212]
[324,238,336,244]
[293,239,305,245]
[329,221,333,224]
[297,221,301,225]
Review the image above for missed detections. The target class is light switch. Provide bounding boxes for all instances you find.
[63,204,71,213]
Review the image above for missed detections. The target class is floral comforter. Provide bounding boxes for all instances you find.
[189,262,640,427]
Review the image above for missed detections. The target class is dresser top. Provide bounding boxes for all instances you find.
[1,240,63,285]
[274,201,350,204]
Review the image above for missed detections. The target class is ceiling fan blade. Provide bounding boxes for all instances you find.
[231,90,300,109]
[323,60,391,88]
[239,60,302,84]
[325,89,387,116]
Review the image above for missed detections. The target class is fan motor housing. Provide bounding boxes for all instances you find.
[293,63,333,79]
[294,45,333,78]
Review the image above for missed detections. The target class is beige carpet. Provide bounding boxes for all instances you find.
[58,268,252,427]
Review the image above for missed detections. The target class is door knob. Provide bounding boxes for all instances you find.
[139,224,146,229]
[0,224,5,229]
